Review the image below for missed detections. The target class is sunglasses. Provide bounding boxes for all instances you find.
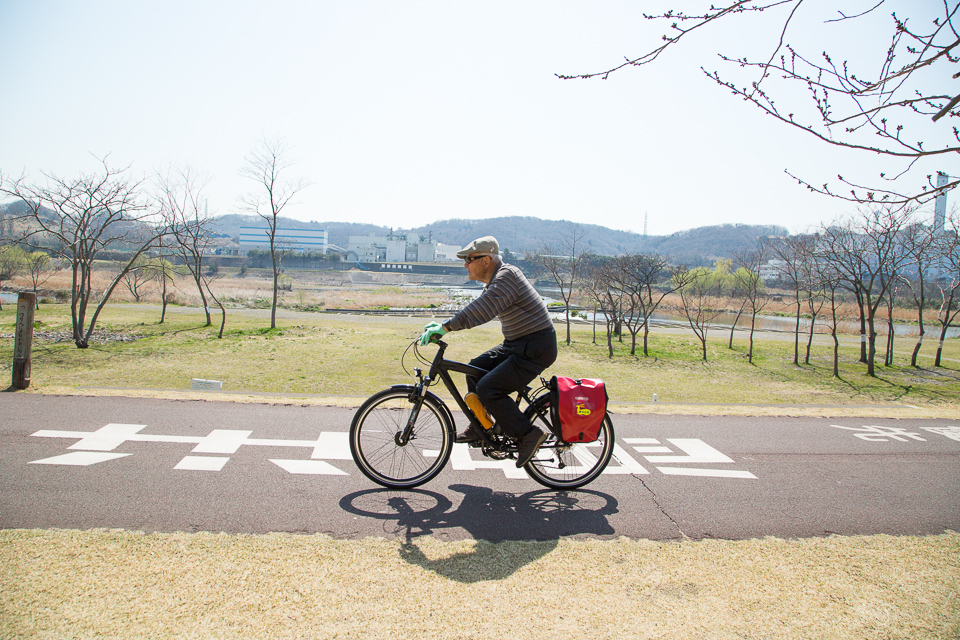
[464,255,487,265]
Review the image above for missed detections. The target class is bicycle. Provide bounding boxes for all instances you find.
[349,336,615,490]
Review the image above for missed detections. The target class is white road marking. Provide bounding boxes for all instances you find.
[29,451,132,466]
[641,439,735,464]
[658,467,757,479]
[27,426,757,480]
[270,459,349,475]
[175,456,230,471]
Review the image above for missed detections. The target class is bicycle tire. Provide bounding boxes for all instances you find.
[350,387,453,489]
[522,394,615,490]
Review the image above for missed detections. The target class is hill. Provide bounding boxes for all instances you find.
[209,214,787,265]
[2,200,786,264]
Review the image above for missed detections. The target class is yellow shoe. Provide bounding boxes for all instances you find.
[465,392,494,430]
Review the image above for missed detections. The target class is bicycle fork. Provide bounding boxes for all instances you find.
[397,370,430,446]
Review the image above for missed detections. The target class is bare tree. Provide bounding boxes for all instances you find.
[153,237,177,324]
[611,253,679,356]
[159,166,213,325]
[770,236,813,366]
[159,166,227,337]
[240,137,310,329]
[933,211,960,366]
[1,158,172,348]
[879,271,906,367]
[121,254,153,302]
[581,259,622,358]
[899,221,939,367]
[733,241,770,364]
[795,236,827,366]
[530,224,588,345]
[26,251,57,309]
[816,206,915,376]
[673,260,733,362]
[561,2,960,208]
[821,267,846,379]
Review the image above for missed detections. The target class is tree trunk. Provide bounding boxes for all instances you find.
[866,314,878,377]
[271,250,279,330]
[911,283,925,368]
[832,328,840,378]
[885,318,894,367]
[858,298,868,363]
[205,282,227,339]
[728,306,744,349]
[194,274,211,326]
[606,319,614,358]
[805,311,817,365]
[935,324,948,367]
[160,272,168,324]
[911,331,924,367]
[793,295,801,365]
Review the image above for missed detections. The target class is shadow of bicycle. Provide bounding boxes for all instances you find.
[339,484,619,582]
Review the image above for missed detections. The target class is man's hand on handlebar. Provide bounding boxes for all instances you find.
[418,321,447,346]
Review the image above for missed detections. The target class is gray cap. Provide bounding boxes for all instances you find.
[456,236,500,259]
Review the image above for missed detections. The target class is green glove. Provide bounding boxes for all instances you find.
[419,322,447,345]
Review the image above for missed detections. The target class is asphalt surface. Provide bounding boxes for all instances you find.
[2,393,958,541]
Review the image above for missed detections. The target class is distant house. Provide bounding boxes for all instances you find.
[759,259,788,282]
[239,227,328,254]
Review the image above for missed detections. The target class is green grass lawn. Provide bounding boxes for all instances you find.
[2,302,959,413]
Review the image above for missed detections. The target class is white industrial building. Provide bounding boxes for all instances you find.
[348,233,460,263]
[239,227,328,254]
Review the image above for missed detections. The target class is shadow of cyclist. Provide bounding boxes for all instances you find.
[339,485,618,582]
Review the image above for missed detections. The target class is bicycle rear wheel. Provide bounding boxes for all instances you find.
[350,387,453,489]
[522,395,615,490]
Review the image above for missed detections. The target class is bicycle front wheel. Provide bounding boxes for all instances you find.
[349,387,453,489]
[523,394,615,490]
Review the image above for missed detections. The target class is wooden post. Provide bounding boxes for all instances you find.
[12,292,36,390]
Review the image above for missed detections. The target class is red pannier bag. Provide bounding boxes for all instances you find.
[549,376,607,443]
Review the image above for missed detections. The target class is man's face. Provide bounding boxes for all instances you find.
[464,253,492,283]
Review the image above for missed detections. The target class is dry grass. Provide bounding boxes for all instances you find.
[1,529,957,640]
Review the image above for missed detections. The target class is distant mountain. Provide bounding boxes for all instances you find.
[2,197,788,265]
[0,199,59,224]
[206,214,788,266]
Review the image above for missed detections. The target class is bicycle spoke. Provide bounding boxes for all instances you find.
[350,389,452,489]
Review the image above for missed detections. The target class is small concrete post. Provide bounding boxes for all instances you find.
[12,292,36,390]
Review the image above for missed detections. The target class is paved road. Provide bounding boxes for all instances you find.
[2,393,958,541]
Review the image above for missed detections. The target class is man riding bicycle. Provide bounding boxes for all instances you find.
[419,236,557,468]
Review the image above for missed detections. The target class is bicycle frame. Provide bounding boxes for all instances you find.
[402,338,553,450]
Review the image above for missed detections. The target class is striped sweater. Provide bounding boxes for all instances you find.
[445,262,553,340]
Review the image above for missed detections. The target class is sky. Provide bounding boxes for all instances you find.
[0,0,948,238]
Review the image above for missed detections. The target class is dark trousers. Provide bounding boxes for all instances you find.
[466,328,558,439]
